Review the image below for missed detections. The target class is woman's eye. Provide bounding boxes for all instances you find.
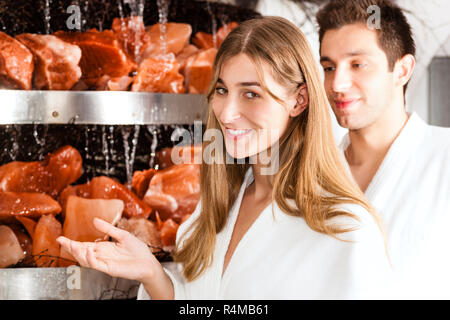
[244,91,259,99]
[323,66,335,72]
[215,87,227,95]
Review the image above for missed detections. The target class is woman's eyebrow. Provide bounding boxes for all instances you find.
[217,78,260,87]
[238,82,261,87]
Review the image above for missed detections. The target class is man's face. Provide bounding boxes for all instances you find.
[320,23,396,130]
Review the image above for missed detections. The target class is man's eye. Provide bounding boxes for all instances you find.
[244,91,259,99]
[322,66,335,72]
[215,87,227,95]
[353,63,366,69]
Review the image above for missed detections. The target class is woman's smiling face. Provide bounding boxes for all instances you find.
[212,53,302,160]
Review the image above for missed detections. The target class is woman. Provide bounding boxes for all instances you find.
[58,16,394,299]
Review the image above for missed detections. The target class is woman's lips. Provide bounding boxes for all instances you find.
[334,98,360,109]
[225,128,253,140]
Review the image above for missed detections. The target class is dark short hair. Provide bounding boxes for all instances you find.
[316,0,415,91]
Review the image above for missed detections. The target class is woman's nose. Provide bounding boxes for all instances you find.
[216,97,241,124]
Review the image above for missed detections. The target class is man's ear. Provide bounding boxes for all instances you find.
[394,54,415,88]
[290,83,308,117]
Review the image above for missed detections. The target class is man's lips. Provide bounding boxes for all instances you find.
[334,98,360,109]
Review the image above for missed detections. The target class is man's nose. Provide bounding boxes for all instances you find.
[332,67,352,93]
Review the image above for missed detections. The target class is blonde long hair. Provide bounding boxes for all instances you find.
[174,16,383,281]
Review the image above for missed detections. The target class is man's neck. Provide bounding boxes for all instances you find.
[346,105,409,166]
[344,103,409,192]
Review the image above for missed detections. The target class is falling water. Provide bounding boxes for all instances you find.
[101,125,110,175]
[33,123,48,161]
[4,125,20,161]
[117,0,124,20]
[121,125,141,188]
[84,126,92,179]
[117,0,129,56]
[206,1,218,48]
[43,0,52,34]
[125,0,145,16]
[134,0,146,60]
[108,126,116,163]
[82,0,90,31]
[130,124,140,176]
[157,0,171,55]
[220,13,230,34]
[147,125,159,169]
[217,3,231,36]
[117,0,126,27]
[97,0,106,31]
[123,0,146,61]
[0,3,5,32]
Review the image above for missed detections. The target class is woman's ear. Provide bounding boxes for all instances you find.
[290,83,308,117]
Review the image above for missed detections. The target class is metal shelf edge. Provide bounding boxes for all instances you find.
[0,90,208,125]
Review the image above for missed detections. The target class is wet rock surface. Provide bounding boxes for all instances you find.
[0,0,260,36]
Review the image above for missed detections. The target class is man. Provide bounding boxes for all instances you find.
[317,0,450,298]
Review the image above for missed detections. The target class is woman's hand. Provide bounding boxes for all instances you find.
[57,217,159,283]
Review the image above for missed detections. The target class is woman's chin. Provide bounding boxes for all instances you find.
[225,149,258,162]
[225,150,247,161]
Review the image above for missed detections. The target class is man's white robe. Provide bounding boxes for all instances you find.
[339,112,450,298]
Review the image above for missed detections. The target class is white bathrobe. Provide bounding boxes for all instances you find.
[339,112,450,299]
[138,168,396,300]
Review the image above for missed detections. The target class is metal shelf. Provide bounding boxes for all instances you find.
[0,90,208,125]
[0,267,139,299]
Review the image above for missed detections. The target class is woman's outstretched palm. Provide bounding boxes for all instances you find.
[57,217,158,282]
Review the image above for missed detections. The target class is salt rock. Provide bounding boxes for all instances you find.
[0,145,82,199]
[0,225,26,268]
[117,217,163,253]
[32,214,62,268]
[60,196,124,266]
[143,22,192,58]
[16,33,81,90]
[0,191,61,223]
[59,176,151,219]
[143,164,200,222]
[0,31,34,89]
